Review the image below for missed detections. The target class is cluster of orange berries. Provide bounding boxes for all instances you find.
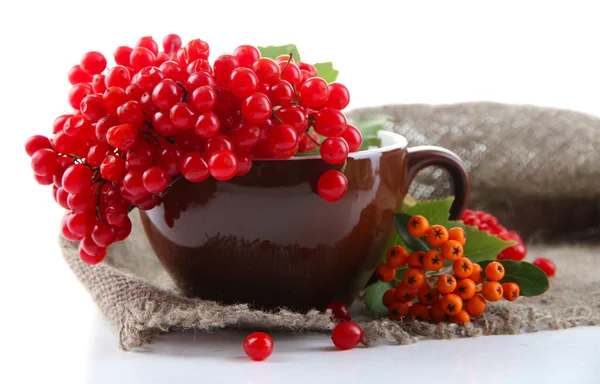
[377,215,521,323]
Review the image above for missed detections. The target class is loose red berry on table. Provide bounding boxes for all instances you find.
[325,301,351,322]
[533,257,556,277]
[331,321,363,350]
[407,215,430,238]
[243,332,274,361]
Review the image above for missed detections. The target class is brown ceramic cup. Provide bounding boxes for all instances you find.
[140,131,470,311]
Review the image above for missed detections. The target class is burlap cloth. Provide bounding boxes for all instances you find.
[60,102,600,350]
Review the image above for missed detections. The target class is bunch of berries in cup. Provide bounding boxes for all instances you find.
[25,34,361,265]
[377,215,521,323]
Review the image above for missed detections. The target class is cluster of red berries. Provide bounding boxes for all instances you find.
[461,209,526,261]
[26,35,360,265]
[378,216,521,323]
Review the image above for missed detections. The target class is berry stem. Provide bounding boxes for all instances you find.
[279,53,293,78]
[304,131,321,146]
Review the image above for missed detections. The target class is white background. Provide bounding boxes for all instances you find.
[1,1,599,383]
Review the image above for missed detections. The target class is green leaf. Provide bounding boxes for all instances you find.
[395,213,431,252]
[363,281,393,317]
[478,260,550,296]
[348,115,391,151]
[462,230,517,263]
[258,44,301,62]
[313,62,339,83]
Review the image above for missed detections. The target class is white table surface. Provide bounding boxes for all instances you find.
[3,1,600,383]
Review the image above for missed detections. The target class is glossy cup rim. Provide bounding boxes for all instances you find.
[256,130,408,161]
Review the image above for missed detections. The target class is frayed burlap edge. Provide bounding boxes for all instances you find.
[60,228,600,350]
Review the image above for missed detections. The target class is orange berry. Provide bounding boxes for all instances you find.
[382,288,397,307]
[465,294,487,317]
[442,240,464,261]
[469,263,483,284]
[423,250,444,271]
[451,310,471,324]
[376,263,396,282]
[418,284,440,305]
[502,282,520,301]
[407,251,424,268]
[453,257,473,279]
[407,215,430,238]
[448,227,466,246]
[403,268,426,289]
[436,274,457,294]
[426,225,449,247]
[482,281,503,301]
[409,303,431,322]
[440,293,463,316]
[455,278,477,300]
[387,245,409,268]
[395,283,418,302]
[430,302,449,322]
[485,261,505,281]
[389,301,410,320]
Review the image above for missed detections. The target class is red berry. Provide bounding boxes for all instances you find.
[67,188,95,213]
[341,124,363,152]
[113,46,133,67]
[498,243,527,261]
[159,60,186,83]
[115,217,132,241]
[213,54,239,86]
[68,212,96,237]
[80,51,107,75]
[204,134,233,157]
[130,47,156,71]
[274,105,307,133]
[117,101,144,126]
[320,137,349,164]
[68,83,93,110]
[252,57,280,84]
[181,152,209,182]
[325,83,350,110]
[179,39,210,63]
[317,170,348,202]
[242,93,272,124]
[79,242,106,265]
[61,214,83,241]
[185,72,215,92]
[135,36,159,56]
[314,108,347,137]
[230,121,260,150]
[123,170,148,196]
[105,65,131,89]
[100,155,127,181]
[533,257,556,277]
[278,61,302,85]
[208,150,238,181]
[25,135,51,157]
[133,66,165,92]
[229,67,259,98]
[325,302,351,322]
[162,34,182,56]
[92,223,117,247]
[92,74,107,93]
[95,115,120,142]
[103,86,128,115]
[190,86,216,112]
[53,114,72,134]
[299,77,329,108]
[106,124,137,150]
[233,45,260,68]
[269,80,294,106]
[55,187,70,210]
[31,148,57,176]
[62,164,93,194]
[68,65,93,85]
[105,204,129,227]
[266,124,298,158]
[142,166,169,194]
[152,110,179,137]
[243,332,273,361]
[80,94,107,123]
[63,115,91,137]
[157,146,183,176]
[298,62,318,77]
[169,102,196,129]
[194,112,220,138]
[152,79,182,110]
[235,150,252,176]
[331,321,363,350]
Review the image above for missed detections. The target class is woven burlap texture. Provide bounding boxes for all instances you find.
[60,102,600,350]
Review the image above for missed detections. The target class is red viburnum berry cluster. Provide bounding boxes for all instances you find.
[26,35,360,265]
[461,209,527,261]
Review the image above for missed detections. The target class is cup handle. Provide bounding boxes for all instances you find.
[406,146,471,219]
